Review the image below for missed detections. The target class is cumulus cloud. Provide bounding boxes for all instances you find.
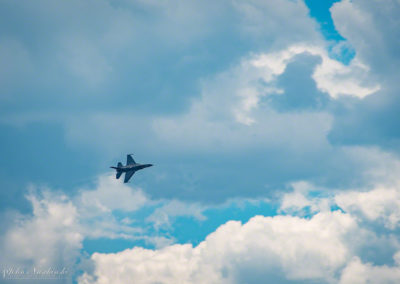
[78,174,149,214]
[78,179,400,284]
[80,211,356,284]
[74,175,151,240]
[340,255,400,284]
[336,185,400,230]
[279,181,333,215]
[0,191,82,269]
[2,178,400,284]
[0,175,150,272]
[0,173,218,273]
[3,177,400,284]
[252,44,378,99]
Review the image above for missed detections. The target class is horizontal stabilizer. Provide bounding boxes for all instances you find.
[116,171,122,179]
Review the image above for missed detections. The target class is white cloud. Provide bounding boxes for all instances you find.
[66,174,151,240]
[252,44,379,99]
[279,181,333,215]
[3,177,400,284]
[146,200,206,230]
[79,211,357,284]
[1,191,82,268]
[78,174,149,214]
[340,254,400,284]
[152,45,337,150]
[336,185,400,229]
[152,42,377,153]
[0,175,151,271]
[0,173,217,272]
[78,178,400,284]
[280,175,400,231]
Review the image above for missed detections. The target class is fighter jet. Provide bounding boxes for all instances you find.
[110,154,153,183]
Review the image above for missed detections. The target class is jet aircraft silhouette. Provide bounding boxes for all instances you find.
[110,154,152,183]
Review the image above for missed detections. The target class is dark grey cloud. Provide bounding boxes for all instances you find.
[0,0,321,115]
[0,0,327,206]
[0,0,398,206]
[329,88,400,154]
[328,0,400,154]
[268,53,330,111]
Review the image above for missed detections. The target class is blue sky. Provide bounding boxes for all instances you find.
[1,0,400,283]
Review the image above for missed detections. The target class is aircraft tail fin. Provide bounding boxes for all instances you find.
[127,154,136,165]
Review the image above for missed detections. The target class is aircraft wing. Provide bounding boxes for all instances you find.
[127,154,136,165]
[124,170,135,183]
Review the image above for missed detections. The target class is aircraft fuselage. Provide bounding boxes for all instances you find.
[111,164,153,172]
